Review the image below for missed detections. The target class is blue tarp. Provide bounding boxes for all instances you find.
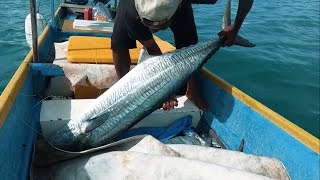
[115,115,194,142]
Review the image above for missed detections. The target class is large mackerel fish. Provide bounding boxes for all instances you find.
[49,0,255,151]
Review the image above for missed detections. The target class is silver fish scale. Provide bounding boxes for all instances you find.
[50,39,221,150]
[88,40,219,147]
[89,65,174,146]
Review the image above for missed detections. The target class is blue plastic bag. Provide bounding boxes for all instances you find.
[115,115,194,142]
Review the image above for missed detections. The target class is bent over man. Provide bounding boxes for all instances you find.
[111,0,254,111]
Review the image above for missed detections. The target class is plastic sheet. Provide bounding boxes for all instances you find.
[92,2,112,21]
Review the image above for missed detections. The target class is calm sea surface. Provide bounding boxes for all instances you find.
[0,0,319,137]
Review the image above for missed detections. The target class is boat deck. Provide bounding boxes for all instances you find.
[0,2,318,180]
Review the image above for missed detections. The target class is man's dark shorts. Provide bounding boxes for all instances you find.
[111,0,198,50]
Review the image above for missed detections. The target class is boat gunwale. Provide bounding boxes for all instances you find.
[0,7,62,127]
[200,68,320,155]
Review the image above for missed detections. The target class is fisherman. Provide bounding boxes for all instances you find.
[111,0,254,111]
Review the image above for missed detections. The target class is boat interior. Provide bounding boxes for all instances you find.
[25,1,294,179]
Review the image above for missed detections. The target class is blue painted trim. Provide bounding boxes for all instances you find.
[197,73,320,180]
[20,97,42,180]
[30,63,65,76]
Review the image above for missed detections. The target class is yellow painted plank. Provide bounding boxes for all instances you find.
[200,68,320,155]
[0,56,30,127]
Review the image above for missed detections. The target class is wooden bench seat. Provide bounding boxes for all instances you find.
[40,96,202,137]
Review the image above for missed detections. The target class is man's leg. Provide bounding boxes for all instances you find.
[170,0,208,111]
[111,0,136,79]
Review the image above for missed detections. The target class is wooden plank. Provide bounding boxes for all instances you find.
[73,19,113,32]
[60,3,116,13]
[61,2,92,9]
[60,2,91,13]
[30,63,65,76]
[62,20,112,33]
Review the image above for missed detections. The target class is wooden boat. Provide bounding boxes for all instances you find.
[0,0,319,179]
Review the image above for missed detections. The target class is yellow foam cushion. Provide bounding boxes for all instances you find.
[67,36,175,64]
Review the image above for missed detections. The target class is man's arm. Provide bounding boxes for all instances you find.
[112,38,161,79]
[140,38,162,55]
[234,0,254,33]
[218,0,254,47]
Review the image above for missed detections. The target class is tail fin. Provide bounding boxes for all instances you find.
[235,35,256,47]
[222,0,255,47]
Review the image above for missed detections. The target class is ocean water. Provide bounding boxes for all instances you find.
[0,0,319,138]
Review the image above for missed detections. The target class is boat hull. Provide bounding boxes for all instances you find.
[0,3,318,180]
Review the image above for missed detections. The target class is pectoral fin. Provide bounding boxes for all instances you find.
[80,113,109,133]
[138,47,155,64]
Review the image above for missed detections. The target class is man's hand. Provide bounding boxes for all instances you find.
[218,0,254,47]
[218,25,238,47]
[162,96,178,111]
[140,38,162,55]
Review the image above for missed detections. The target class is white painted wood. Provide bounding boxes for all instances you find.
[40,96,201,137]
[133,96,202,128]
[73,19,114,32]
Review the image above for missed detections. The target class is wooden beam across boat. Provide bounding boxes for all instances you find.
[30,63,65,76]
[62,20,113,33]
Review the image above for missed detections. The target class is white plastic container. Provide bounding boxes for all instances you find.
[25,13,47,48]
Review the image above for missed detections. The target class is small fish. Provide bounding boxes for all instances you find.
[48,0,254,151]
